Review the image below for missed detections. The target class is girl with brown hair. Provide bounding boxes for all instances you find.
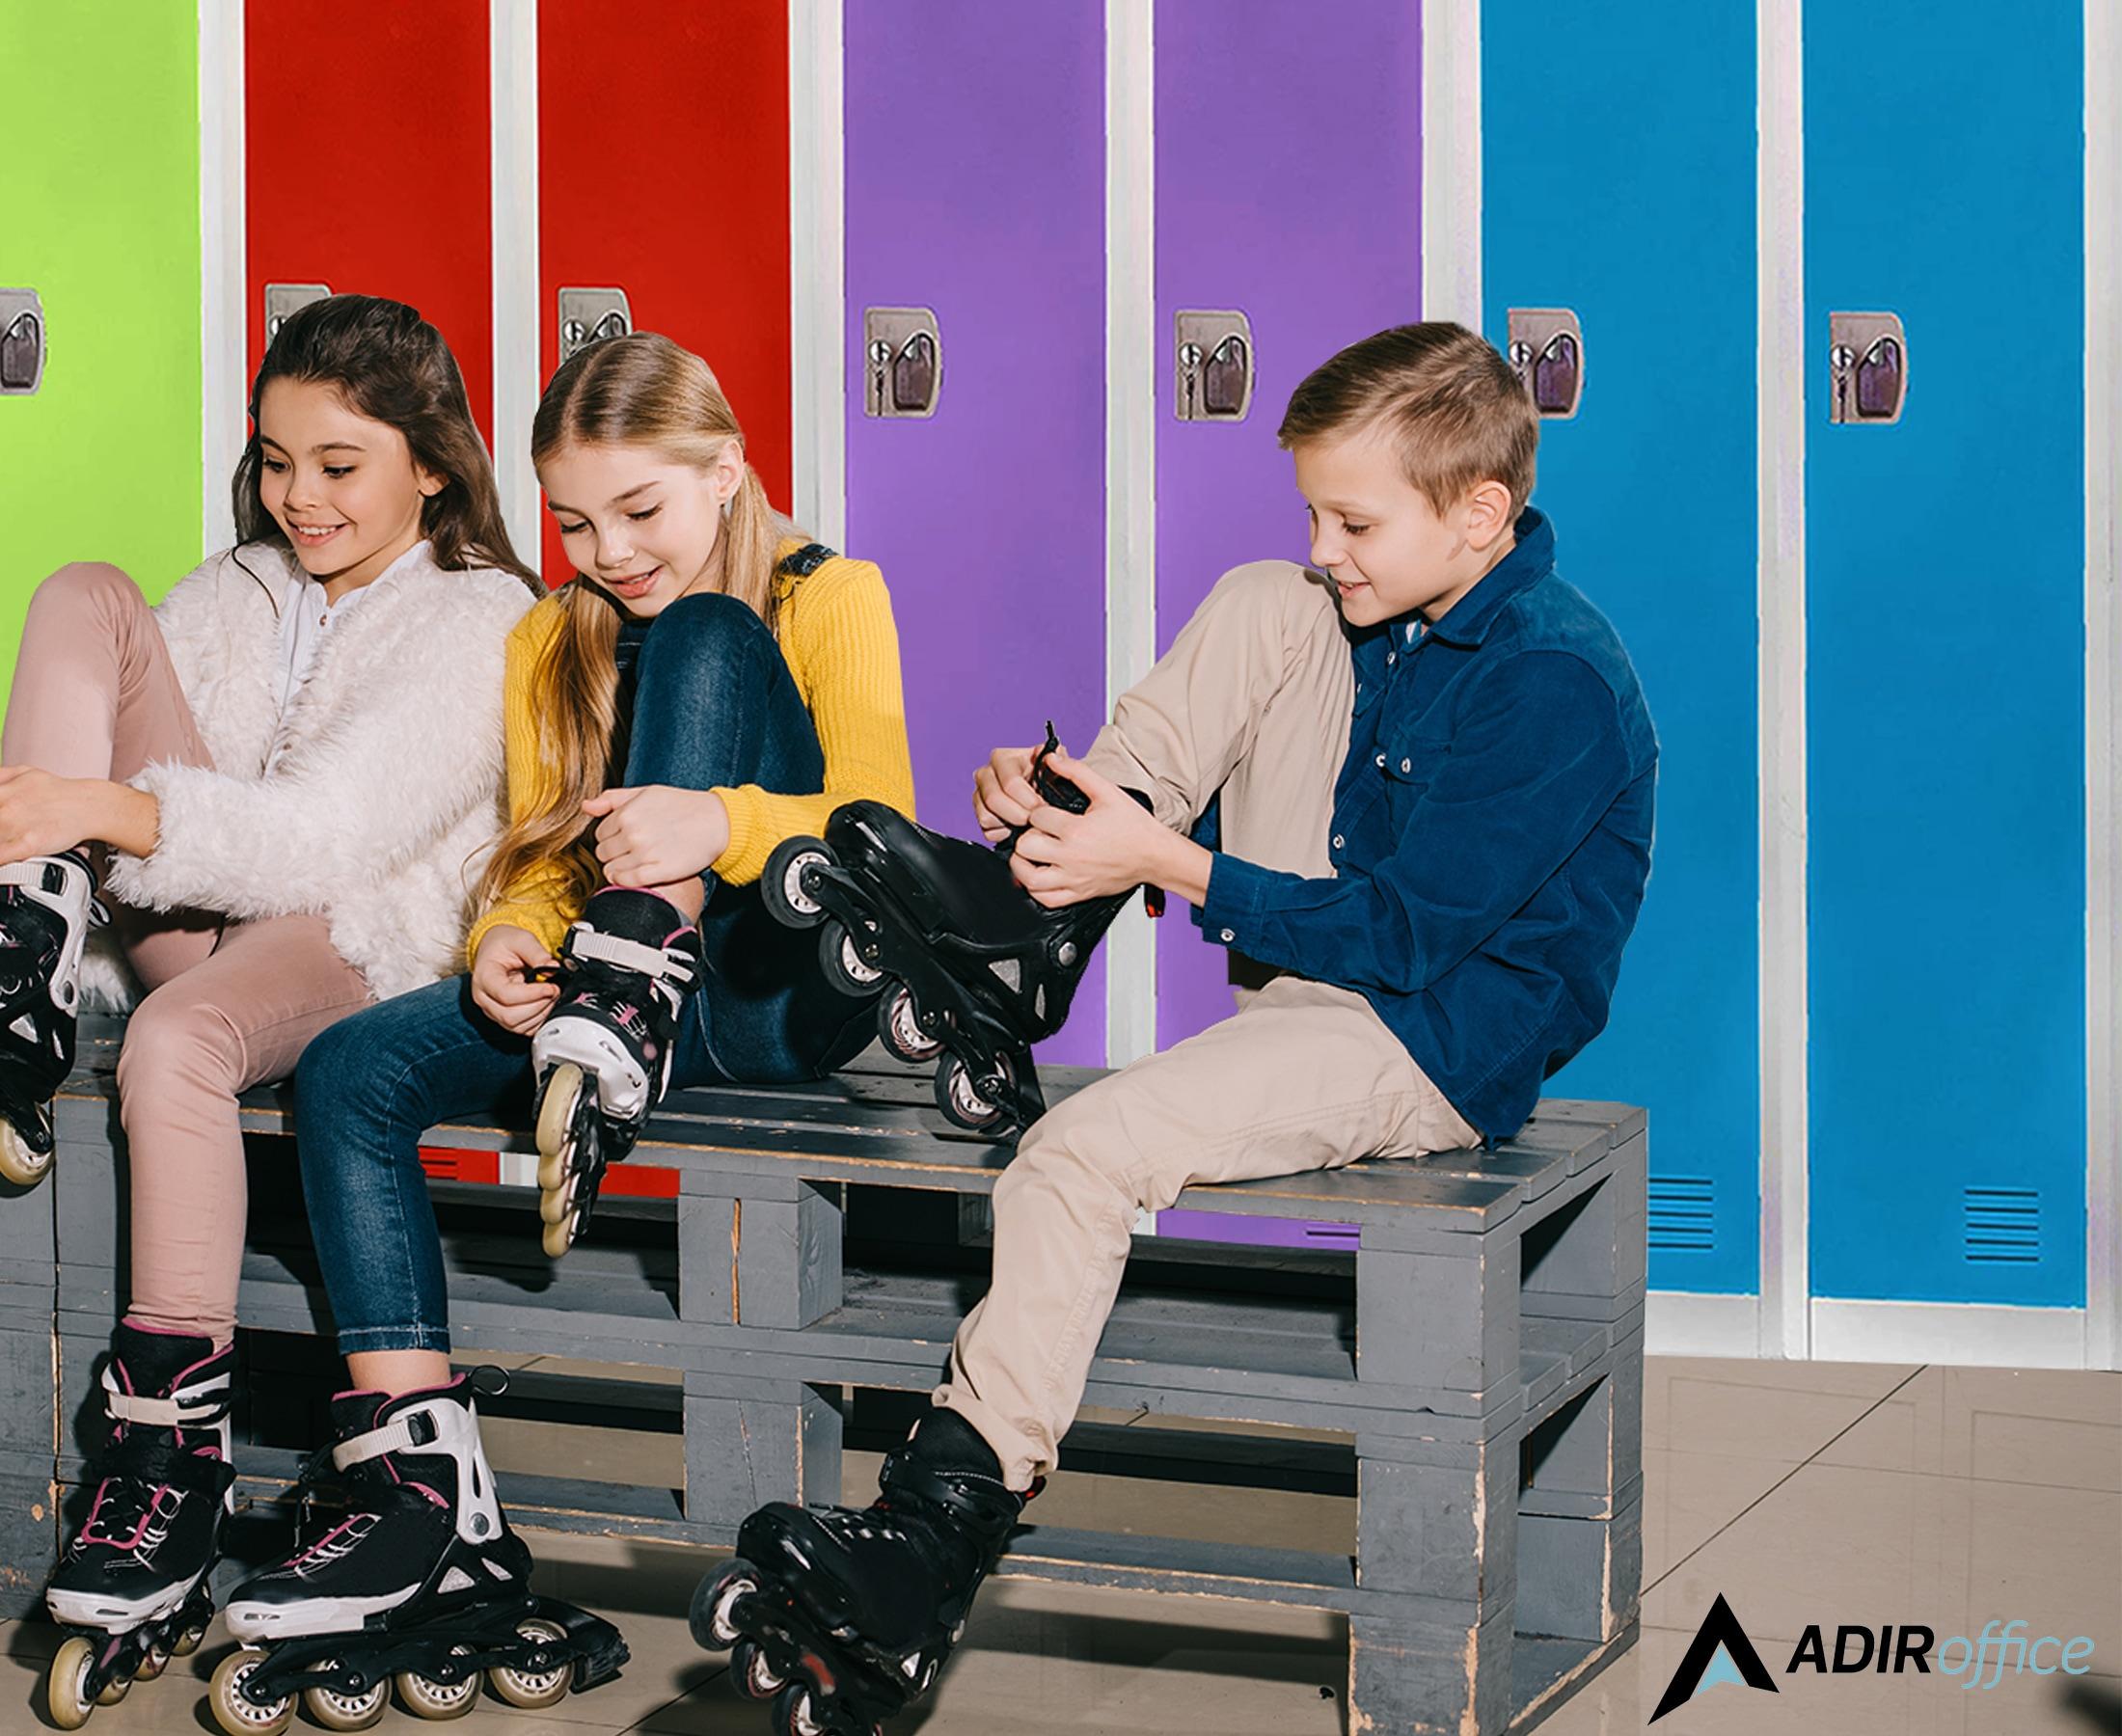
[0,293,537,1720]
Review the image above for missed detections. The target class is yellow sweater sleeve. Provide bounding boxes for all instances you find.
[464,605,578,965]
[710,559,916,884]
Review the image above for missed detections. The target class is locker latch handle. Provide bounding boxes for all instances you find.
[1174,311,1255,421]
[863,309,942,418]
[1828,312,1907,424]
[1,310,42,394]
[1506,309,1584,419]
[558,288,634,364]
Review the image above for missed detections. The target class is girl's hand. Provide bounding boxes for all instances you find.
[471,924,560,1035]
[971,746,1042,842]
[584,785,729,889]
[1007,750,1205,908]
[0,767,103,864]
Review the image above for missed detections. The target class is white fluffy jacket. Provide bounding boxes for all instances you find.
[95,542,534,1004]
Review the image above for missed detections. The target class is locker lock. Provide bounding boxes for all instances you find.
[863,308,941,418]
[264,283,333,343]
[1507,309,1584,419]
[558,287,633,363]
[1828,312,1906,424]
[1175,311,1254,420]
[1,289,44,394]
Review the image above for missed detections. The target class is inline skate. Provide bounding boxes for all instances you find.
[760,725,1161,1137]
[43,1323,235,1729]
[213,1374,629,1733]
[694,1408,1030,1736]
[0,848,107,1187]
[530,885,704,1257]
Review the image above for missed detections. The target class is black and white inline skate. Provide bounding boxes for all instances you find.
[761,726,1161,1137]
[213,1374,629,1733]
[43,1323,235,1729]
[0,848,107,1187]
[530,885,704,1257]
[694,1408,1030,1736]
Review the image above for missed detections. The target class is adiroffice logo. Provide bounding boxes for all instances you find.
[1651,1594,2102,1722]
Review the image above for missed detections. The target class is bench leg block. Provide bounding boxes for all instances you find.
[1348,1600,1514,1736]
[683,1380,843,1534]
[1356,1233,1520,1395]
[1517,1490,1643,1644]
[1357,1438,1517,1611]
[0,1459,59,1617]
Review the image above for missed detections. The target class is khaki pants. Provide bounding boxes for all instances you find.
[1,563,373,1343]
[936,562,1477,1488]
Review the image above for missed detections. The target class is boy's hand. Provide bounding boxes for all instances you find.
[972,746,1041,842]
[1009,750,1209,908]
[585,785,729,888]
[471,924,560,1035]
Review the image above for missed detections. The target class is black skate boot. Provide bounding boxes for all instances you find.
[0,848,107,1188]
[214,1374,628,1733]
[695,1408,1031,1735]
[761,724,1162,1137]
[530,885,704,1257]
[43,1323,234,1729]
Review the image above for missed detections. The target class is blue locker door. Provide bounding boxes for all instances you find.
[1807,8,2085,1308]
[1483,3,1760,1293]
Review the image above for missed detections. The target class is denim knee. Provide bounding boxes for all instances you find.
[639,590,774,677]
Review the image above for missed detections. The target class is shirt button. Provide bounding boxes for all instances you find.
[1375,753,1386,767]
[1385,652,1396,665]
[1331,833,1345,850]
[1218,928,1235,943]
[1401,758,1412,773]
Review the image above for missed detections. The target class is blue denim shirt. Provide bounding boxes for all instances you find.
[1196,509,1657,1142]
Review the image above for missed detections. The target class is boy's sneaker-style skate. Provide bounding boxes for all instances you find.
[213,1375,628,1733]
[761,724,1160,1137]
[0,848,107,1187]
[694,1409,1030,1736]
[43,1323,234,1729]
[530,885,704,1257]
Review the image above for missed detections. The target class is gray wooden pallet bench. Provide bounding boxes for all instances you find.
[6,1013,1646,1735]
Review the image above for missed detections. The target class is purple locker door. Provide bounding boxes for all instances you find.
[844,1,1109,1066]
[1154,0,1424,1051]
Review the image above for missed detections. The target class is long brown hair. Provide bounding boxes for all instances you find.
[232,293,537,591]
[473,332,800,920]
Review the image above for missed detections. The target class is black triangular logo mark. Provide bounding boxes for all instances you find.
[1649,1592,1780,1722]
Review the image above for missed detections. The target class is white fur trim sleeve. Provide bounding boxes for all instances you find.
[106,570,525,920]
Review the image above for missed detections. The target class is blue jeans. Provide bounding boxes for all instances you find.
[296,594,878,1352]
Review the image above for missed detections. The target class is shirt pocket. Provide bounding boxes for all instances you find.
[1376,731,1453,829]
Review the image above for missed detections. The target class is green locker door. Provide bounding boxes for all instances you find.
[0,2,204,702]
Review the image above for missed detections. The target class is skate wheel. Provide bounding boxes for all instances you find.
[877,986,943,1065]
[209,1648,294,1735]
[46,1634,97,1730]
[302,1665,389,1732]
[541,1214,578,1260]
[395,1644,481,1719]
[765,838,832,929]
[95,1668,132,1706]
[171,1622,207,1659]
[535,1062,584,1187]
[134,1645,169,1682]
[486,1616,574,1710]
[732,1638,786,1701]
[538,1168,579,1224]
[774,1680,830,1736]
[693,1561,760,1649]
[0,1117,52,1187]
[818,921,884,995]
[935,1056,1007,1132]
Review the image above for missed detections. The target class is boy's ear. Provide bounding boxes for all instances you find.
[1463,478,1515,547]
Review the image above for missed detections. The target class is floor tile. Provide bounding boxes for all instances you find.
[1644,1355,1921,1461]
[1809,1367,2121,1490]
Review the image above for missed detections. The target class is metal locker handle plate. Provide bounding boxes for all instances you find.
[1828,311,1907,424]
[862,308,941,419]
[0,289,46,395]
[1506,309,1584,419]
[1856,337,1901,419]
[558,288,634,363]
[264,283,333,342]
[1174,311,1255,421]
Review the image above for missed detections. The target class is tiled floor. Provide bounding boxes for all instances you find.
[7,1357,2116,1734]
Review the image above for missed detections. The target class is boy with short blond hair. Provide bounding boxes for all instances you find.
[718,321,1658,1719]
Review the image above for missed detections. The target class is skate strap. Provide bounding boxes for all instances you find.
[564,926,700,989]
[102,1376,229,1429]
[331,1415,426,1471]
[0,853,109,924]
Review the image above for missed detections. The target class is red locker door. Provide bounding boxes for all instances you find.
[536,0,792,584]
[245,1,494,446]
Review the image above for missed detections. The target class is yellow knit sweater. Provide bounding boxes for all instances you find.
[465,542,915,963]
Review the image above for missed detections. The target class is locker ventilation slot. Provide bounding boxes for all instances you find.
[1963,1186,2041,1264]
[1647,1175,1715,1252]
